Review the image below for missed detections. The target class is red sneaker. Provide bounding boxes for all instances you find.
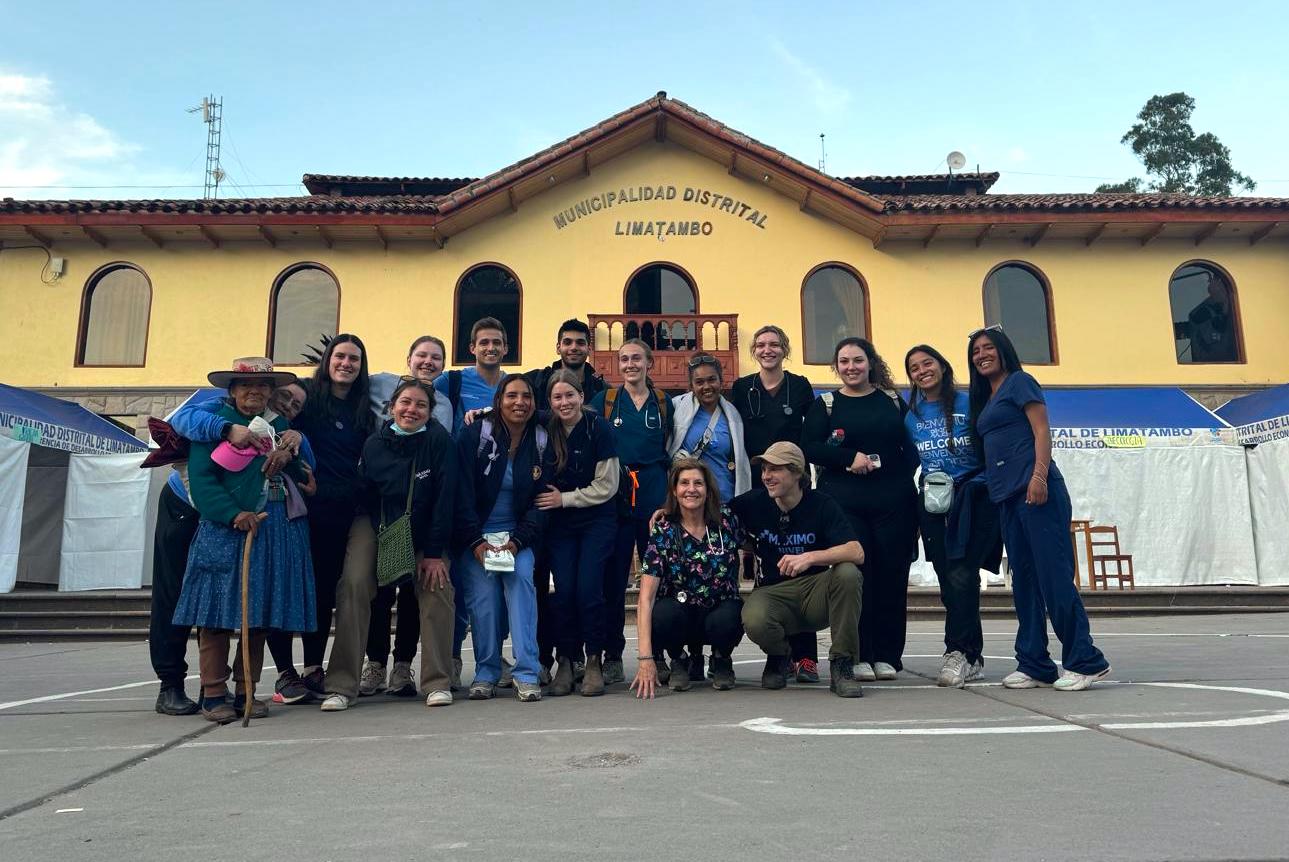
[794,658,820,684]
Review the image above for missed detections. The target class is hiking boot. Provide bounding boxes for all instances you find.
[603,658,625,686]
[548,656,574,697]
[581,655,606,697]
[451,657,463,692]
[301,667,326,700]
[829,657,864,698]
[359,660,387,697]
[937,651,969,688]
[1003,670,1052,689]
[201,697,237,724]
[710,656,736,691]
[320,693,353,711]
[516,681,542,703]
[669,655,691,692]
[855,662,877,682]
[656,655,671,686]
[425,690,453,707]
[233,694,271,718]
[387,661,416,697]
[873,662,898,680]
[498,658,514,689]
[794,658,820,684]
[1054,666,1112,692]
[155,686,199,716]
[272,668,310,705]
[468,680,496,700]
[761,655,789,690]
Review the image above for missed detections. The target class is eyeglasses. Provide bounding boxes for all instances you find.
[687,354,720,369]
[968,324,1004,340]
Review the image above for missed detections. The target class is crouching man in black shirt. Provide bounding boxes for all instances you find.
[731,442,866,697]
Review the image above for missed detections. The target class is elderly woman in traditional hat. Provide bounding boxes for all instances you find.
[172,357,317,724]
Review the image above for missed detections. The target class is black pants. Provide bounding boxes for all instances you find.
[532,547,554,667]
[844,491,919,669]
[606,515,650,661]
[652,597,744,659]
[268,499,356,670]
[919,487,1001,666]
[148,485,201,689]
[366,582,420,666]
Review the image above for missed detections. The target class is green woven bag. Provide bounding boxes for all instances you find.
[376,459,418,588]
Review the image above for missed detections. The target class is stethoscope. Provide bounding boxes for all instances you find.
[611,396,663,430]
[746,374,794,418]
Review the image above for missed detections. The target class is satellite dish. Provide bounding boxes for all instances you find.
[946,151,967,171]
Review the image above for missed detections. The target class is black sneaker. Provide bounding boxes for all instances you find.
[273,669,310,705]
[829,656,864,698]
[761,655,789,690]
[710,656,736,691]
[155,686,199,716]
[656,654,671,686]
[669,655,691,692]
[301,667,326,701]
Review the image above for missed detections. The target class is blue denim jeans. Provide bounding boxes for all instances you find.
[458,548,540,685]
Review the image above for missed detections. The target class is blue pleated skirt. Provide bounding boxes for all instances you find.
[173,501,316,632]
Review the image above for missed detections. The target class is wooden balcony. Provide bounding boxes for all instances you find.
[588,313,739,390]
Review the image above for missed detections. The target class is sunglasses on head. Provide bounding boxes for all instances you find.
[968,324,1004,340]
[687,354,720,369]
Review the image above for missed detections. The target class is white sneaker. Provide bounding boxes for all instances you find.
[424,690,453,707]
[358,660,386,697]
[1002,670,1051,689]
[387,661,416,697]
[964,658,984,683]
[1054,666,1112,692]
[498,658,514,689]
[320,693,353,711]
[937,652,969,687]
[856,662,877,682]
[873,662,898,681]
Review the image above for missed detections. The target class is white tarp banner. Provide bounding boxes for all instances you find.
[1245,436,1289,585]
[1058,445,1257,586]
[59,452,150,591]
[0,435,31,593]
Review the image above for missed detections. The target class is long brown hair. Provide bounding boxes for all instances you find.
[662,458,723,527]
[545,368,584,475]
[832,336,896,392]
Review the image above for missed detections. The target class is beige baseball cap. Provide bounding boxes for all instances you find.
[752,441,806,473]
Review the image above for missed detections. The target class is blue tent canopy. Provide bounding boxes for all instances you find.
[1044,387,1228,429]
[0,383,147,455]
[1215,384,1289,444]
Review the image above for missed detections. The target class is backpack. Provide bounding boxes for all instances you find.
[476,418,549,476]
[602,385,669,427]
[820,388,900,416]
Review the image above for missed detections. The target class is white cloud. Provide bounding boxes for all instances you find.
[0,71,191,199]
[770,40,852,115]
[1007,146,1029,163]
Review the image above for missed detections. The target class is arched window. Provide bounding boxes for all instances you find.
[623,263,698,351]
[453,263,521,365]
[983,262,1056,365]
[76,263,151,366]
[268,264,340,365]
[1169,262,1243,364]
[801,263,868,365]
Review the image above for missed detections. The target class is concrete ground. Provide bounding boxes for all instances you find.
[1,614,1287,862]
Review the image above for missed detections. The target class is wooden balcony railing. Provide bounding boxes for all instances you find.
[588,313,739,390]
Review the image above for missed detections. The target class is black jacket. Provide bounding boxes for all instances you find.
[453,418,554,555]
[526,360,606,412]
[359,420,455,560]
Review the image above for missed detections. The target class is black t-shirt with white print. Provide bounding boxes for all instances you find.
[730,487,857,586]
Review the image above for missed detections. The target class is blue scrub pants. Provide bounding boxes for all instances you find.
[547,515,617,661]
[606,514,650,660]
[999,478,1108,681]
[457,548,541,685]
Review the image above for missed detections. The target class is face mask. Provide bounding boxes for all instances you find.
[390,422,426,436]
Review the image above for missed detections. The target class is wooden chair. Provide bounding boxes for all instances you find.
[1087,525,1135,590]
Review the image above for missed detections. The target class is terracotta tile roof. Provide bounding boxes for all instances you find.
[301,175,475,196]
[880,193,1289,214]
[842,173,999,195]
[0,195,439,215]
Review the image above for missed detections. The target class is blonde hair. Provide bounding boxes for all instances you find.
[750,324,791,360]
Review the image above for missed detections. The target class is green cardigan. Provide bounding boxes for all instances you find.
[187,404,307,526]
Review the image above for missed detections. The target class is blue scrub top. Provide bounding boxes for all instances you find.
[975,370,1063,503]
[681,406,735,504]
[589,388,669,515]
[433,367,499,435]
[904,390,982,481]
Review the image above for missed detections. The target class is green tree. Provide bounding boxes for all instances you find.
[1095,92,1255,195]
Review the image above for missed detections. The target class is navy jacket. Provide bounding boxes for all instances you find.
[359,420,456,560]
[453,418,554,555]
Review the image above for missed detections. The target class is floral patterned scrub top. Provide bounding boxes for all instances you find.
[641,507,742,608]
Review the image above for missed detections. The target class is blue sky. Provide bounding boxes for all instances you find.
[1,1,1285,199]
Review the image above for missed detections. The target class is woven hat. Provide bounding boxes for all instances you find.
[207,356,297,389]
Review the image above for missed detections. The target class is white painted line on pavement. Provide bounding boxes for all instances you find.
[0,676,197,712]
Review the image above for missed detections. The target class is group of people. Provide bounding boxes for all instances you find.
[148,314,1111,724]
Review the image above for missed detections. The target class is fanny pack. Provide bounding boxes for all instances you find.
[922,471,953,515]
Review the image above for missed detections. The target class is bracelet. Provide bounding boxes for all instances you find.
[1031,475,1048,485]
[636,656,655,662]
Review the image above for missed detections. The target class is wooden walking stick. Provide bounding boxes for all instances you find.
[239,514,266,728]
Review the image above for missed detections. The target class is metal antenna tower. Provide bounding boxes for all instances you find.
[187,96,224,199]
[818,133,827,173]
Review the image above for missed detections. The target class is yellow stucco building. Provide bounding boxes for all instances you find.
[2,93,1286,429]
